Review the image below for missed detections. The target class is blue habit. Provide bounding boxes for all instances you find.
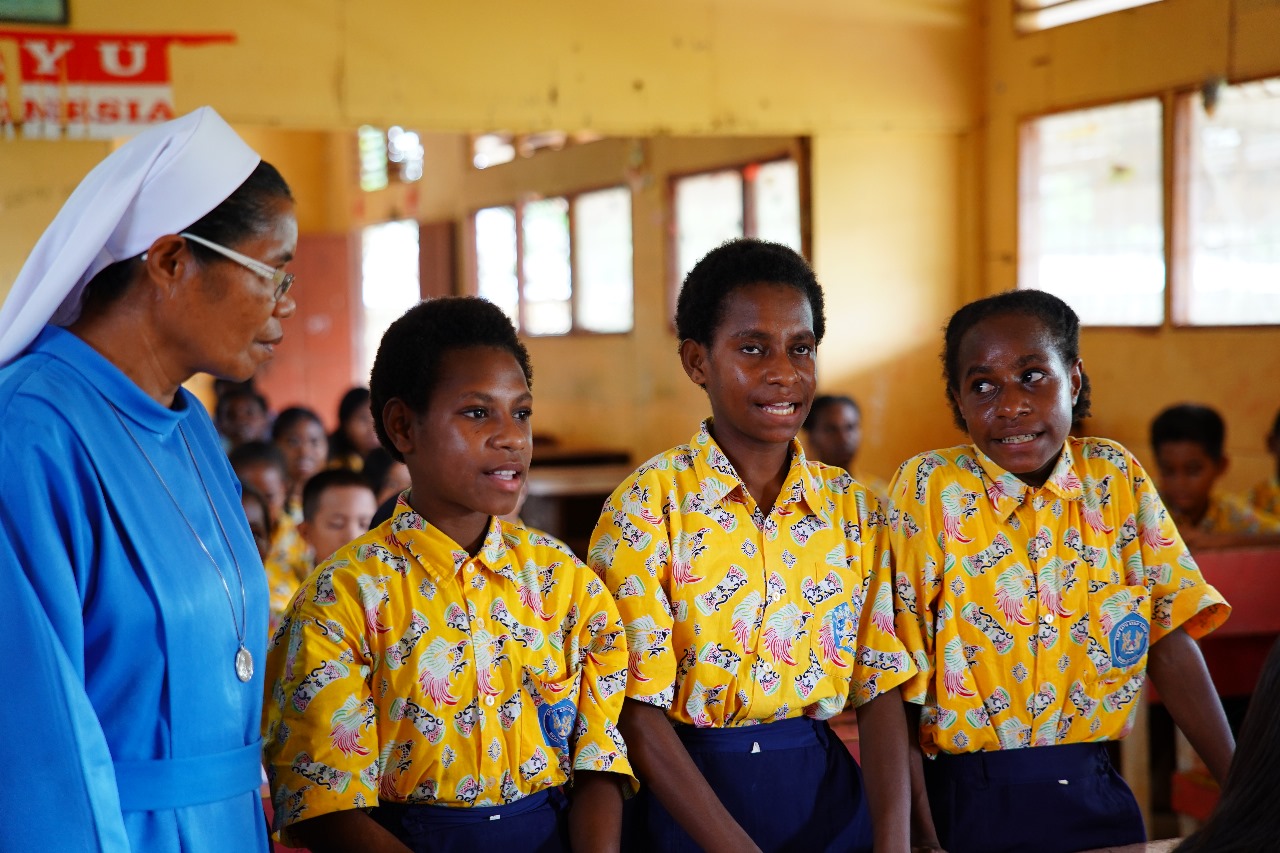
[0,326,269,852]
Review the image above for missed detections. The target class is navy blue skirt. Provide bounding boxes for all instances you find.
[369,787,569,853]
[923,742,1145,853]
[626,715,872,853]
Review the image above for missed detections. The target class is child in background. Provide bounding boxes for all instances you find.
[590,238,913,852]
[297,468,378,565]
[1248,407,1280,518]
[272,406,328,520]
[239,482,274,562]
[802,393,890,506]
[890,289,1233,853]
[264,297,633,853]
[364,446,413,505]
[1150,403,1280,548]
[230,441,311,631]
[328,387,380,472]
[217,385,271,451]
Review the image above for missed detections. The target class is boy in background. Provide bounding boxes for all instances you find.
[297,468,378,566]
[1248,408,1280,518]
[1151,403,1280,548]
[801,393,889,506]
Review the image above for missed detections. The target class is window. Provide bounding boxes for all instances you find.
[1020,78,1280,328]
[473,186,633,336]
[357,125,425,191]
[673,158,803,286]
[1019,99,1165,326]
[360,220,420,379]
[1179,79,1280,326]
[1013,0,1163,34]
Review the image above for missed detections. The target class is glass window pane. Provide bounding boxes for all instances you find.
[524,301,573,336]
[675,170,744,283]
[753,159,802,252]
[1183,79,1280,326]
[1014,0,1163,34]
[361,220,420,380]
[522,197,571,336]
[574,187,633,333]
[358,126,388,192]
[1020,98,1164,326]
[475,206,519,325]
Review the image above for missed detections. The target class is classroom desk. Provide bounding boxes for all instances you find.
[1118,547,1280,833]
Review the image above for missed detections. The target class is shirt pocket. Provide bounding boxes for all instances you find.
[1081,583,1152,685]
[517,666,582,788]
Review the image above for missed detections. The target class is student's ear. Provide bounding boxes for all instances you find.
[296,519,312,546]
[381,398,417,457]
[1068,358,1083,406]
[679,338,709,388]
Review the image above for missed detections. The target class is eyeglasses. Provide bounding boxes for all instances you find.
[179,231,294,301]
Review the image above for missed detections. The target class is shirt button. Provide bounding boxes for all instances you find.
[466,564,475,573]
[1042,614,1055,624]
[485,695,496,707]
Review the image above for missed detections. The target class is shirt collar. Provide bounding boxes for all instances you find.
[688,419,823,513]
[386,495,514,583]
[972,440,1084,522]
[35,325,192,438]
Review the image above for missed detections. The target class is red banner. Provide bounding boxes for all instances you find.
[0,29,234,138]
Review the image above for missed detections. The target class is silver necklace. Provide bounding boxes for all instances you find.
[110,405,253,683]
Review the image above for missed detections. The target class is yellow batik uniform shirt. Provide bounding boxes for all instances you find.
[266,513,312,633]
[589,421,914,728]
[263,500,635,844]
[1245,479,1280,527]
[889,437,1230,757]
[1198,492,1280,535]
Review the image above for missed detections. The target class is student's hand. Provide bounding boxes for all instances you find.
[288,809,413,853]
[618,699,762,853]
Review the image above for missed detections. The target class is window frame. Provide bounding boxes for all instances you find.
[467,182,635,338]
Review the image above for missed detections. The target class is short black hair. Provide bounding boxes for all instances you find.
[1151,403,1226,460]
[942,289,1093,431]
[271,406,324,442]
[370,297,533,462]
[329,386,372,461]
[803,394,859,432]
[228,440,287,477]
[301,468,375,522]
[362,447,399,494]
[81,161,293,313]
[1269,406,1280,440]
[675,238,825,346]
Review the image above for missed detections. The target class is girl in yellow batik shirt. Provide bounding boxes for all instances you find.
[591,239,915,853]
[264,298,634,853]
[890,290,1233,853]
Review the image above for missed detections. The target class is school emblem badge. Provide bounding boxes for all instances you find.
[539,698,576,750]
[1109,612,1149,668]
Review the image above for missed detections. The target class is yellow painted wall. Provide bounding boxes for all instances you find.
[0,0,980,476]
[984,0,1280,492]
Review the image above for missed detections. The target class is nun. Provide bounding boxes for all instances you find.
[0,107,296,851]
